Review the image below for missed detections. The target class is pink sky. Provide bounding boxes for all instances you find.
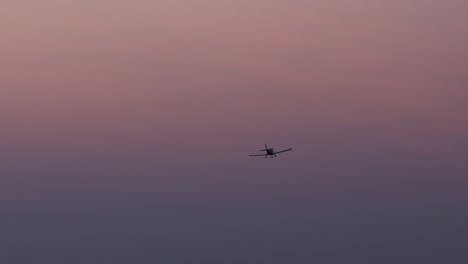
[2,0,467,161]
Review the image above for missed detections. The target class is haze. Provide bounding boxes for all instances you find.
[1,1,467,263]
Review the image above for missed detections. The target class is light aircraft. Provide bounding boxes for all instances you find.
[249,144,292,159]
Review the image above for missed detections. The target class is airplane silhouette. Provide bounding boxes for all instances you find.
[249,144,292,159]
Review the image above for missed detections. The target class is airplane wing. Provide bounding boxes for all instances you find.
[274,148,292,154]
[249,154,268,157]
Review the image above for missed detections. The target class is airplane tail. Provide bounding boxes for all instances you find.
[260,143,268,151]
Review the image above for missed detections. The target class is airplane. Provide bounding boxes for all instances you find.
[249,144,292,159]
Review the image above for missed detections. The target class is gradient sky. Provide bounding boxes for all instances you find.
[1,1,468,263]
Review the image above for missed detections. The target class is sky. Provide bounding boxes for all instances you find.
[1,0,468,263]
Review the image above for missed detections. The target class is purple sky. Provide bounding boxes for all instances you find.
[1,1,468,263]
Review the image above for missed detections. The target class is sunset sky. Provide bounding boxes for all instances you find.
[1,1,468,263]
